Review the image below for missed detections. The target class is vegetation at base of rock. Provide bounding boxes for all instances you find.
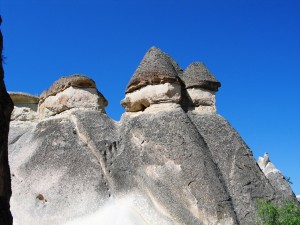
[256,199,300,225]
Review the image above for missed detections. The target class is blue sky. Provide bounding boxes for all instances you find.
[1,0,300,194]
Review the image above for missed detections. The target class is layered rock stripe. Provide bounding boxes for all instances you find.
[8,47,298,225]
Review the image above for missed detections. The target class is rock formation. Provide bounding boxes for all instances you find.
[121,47,181,112]
[0,16,14,225]
[179,62,220,113]
[9,92,39,121]
[38,74,107,118]
[8,47,298,225]
[258,153,297,202]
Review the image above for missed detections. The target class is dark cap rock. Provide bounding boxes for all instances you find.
[125,47,181,94]
[40,74,107,106]
[181,62,221,91]
[9,92,39,104]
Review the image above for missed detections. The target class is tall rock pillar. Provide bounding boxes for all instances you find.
[0,16,14,225]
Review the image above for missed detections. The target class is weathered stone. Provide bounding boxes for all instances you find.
[258,153,297,202]
[39,74,102,102]
[10,106,38,121]
[38,78,107,118]
[185,88,216,113]
[180,62,221,91]
[121,83,181,112]
[187,113,276,225]
[7,47,299,225]
[9,110,117,225]
[9,92,39,121]
[114,109,238,225]
[0,16,13,225]
[125,47,180,94]
[9,92,39,104]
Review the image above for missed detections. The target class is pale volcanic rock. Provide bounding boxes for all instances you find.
[125,47,180,94]
[121,83,181,112]
[11,107,38,121]
[180,63,220,113]
[7,47,299,225]
[9,92,39,121]
[9,92,39,104]
[187,113,277,224]
[186,88,216,113]
[40,74,98,102]
[180,62,220,91]
[258,153,296,201]
[122,47,182,112]
[38,75,107,118]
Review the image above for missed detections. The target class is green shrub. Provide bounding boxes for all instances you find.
[256,199,300,225]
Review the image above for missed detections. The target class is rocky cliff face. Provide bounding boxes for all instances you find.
[8,47,298,225]
[0,16,14,225]
[258,153,297,202]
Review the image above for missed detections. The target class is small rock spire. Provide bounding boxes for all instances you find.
[180,62,221,91]
[180,62,220,113]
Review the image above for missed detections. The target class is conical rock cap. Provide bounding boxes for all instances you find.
[40,74,108,106]
[125,47,181,93]
[9,92,39,104]
[181,62,221,91]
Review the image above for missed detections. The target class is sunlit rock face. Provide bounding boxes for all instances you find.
[121,83,181,112]
[38,75,107,118]
[122,47,182,112]
[185,88,216,113]
[8,47,298,225]
[9,92,39,121]
[258,153,298,202]
[179,62,220,113]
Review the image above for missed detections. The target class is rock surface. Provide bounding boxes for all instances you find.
[0,16,14,225]
[258,153,297,202]
[187,113,276,224]
[40,74,97,102]
[125,47,180,94]
[38,75,107,118]
[9,92,39,121]
[8,46,298,225]
[9,92,39,104]
[179,62,220,113]
[180,62,221,91]
[121,83,181,112]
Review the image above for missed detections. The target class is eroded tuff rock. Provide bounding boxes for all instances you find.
[122,47,182,112]
[180,62,220,113]
[8,46,298,225]
[187,113,276,224]
[125,47,180,94]
[258,153,297,202]
[38,75,108,118]
[0,16,14,225]
[180,62,221,91]
[9,92,39,121]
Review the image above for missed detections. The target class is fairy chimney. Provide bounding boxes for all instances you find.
[38,74,108,118]
[121,47,182,112]
[180,62,221,113]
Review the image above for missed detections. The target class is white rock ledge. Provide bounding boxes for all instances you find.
[121,83,181,112]
[186,88,216,113]
[38,86,106,118]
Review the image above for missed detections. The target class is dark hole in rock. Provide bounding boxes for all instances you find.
[36,194,44,201]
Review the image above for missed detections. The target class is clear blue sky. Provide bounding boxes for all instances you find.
[1,0,300,194]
